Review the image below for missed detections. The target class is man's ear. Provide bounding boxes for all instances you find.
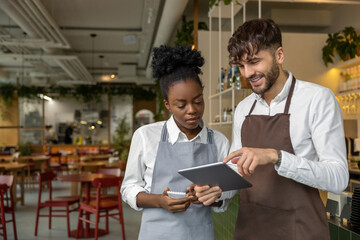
[275,47,285,64]
[164,99,170,110]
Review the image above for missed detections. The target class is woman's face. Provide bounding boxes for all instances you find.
[164,79,204,136]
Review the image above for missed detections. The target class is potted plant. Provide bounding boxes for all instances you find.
[322,26,360,67]
[112,116,131,170]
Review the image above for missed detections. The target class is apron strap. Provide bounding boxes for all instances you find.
[248,100,257,115]
[161,122,169,142]
[284,76,296,114]
[207,128,214,144]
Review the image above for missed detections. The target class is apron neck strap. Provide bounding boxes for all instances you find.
[248,100,257,115]
[207,128,213,144]
[284,76,296,114]
[248,76,296,115]
[161,122,169,142]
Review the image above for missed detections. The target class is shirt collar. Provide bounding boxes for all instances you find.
[254,71,293,103]
[166,115,206,144]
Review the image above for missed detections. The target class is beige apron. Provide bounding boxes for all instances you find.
[234,77,329,240]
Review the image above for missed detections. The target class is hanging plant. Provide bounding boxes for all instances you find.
[74,85,104,103]
[175,17,208,46]
[0,83,16,107]
[18,85,44,99]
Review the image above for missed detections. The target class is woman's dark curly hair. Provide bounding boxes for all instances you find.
[228,18,282,66]
[151,45,204,101]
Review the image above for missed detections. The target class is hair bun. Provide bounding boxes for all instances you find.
[151,45,204,79]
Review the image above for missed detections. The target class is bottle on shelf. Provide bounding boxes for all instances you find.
[223,108,227,122]
[217,67,226,93]
[233,66,242,90]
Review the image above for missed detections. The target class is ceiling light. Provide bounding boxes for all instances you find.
[110,74,116,79]
[80,121,87,125]
[37,94,53,102]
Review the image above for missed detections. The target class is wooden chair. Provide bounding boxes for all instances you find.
[95,168,122,198]
[34,171,80,237]
[76,177,125,240]
[0,175,17,240]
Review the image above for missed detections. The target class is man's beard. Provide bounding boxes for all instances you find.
[247,59,280,95]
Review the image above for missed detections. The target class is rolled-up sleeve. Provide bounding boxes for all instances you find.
[121,129,148,211]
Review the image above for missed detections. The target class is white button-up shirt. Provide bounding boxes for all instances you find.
[231,71,349,194]
[121,116,230,211]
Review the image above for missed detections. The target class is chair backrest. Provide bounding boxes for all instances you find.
[37,171,56,202]
[96,168,121,177]
[38,171,57,183]
[0,175,14,188]
[92,177,121,188]
[0,175,14,208]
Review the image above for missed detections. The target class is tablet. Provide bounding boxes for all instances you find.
[178,162,252,191]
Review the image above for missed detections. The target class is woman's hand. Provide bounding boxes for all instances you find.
[159,187,191,213]
[186,184,201,204]
[191,185,222,206]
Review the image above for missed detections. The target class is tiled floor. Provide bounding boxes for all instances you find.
[5,180,142,240]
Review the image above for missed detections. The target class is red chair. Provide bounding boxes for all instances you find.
[95,168,121,177]
[76,177,125,240]
[34,171,80,237]
[0,175,17,240]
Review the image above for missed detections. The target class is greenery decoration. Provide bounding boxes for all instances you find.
[0,84,156,119]
[209,0,241,9]
[18,143,32,156]
[154,78,165,121]
[0,84,16,107]
[175,18,208,46]
[322,26,360,67]
[112,116,131,164]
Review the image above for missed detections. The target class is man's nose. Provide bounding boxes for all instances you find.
[242,65,255,79]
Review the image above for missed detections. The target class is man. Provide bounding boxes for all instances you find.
[45,125,58,144]
[195,19,349,240]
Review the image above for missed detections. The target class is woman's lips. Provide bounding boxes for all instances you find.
[186,118,199,124]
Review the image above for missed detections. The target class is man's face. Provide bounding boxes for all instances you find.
[238,48,281,95]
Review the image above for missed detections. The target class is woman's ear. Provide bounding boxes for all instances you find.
[275,47,285,64]
[164,99,170,110]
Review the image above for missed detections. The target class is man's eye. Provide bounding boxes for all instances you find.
[178,105,185,109]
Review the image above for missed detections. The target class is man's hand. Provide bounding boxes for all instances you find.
[190,185,222,206]
[158,187,191,213]
[223,147,278,176]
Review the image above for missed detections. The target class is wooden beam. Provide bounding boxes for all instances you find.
[193,0,199,49]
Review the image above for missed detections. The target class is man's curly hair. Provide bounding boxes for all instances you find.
[228,18,282,66]
[151,45,204,101]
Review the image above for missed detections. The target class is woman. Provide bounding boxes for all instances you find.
[121,45,230,240]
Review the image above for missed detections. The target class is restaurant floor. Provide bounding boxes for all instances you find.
[6,180,142,240]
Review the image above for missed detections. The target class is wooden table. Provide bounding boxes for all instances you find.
[17,155,50,173]
[0,162,27,207]
[57,173,117,238]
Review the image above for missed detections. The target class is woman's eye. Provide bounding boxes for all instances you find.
[178,105,185,109]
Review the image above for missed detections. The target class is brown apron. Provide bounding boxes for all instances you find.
[234,77,329,240]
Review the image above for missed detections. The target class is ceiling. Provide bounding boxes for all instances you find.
[0,0,359,87]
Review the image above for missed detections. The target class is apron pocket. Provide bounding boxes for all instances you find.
[235,202,296,240]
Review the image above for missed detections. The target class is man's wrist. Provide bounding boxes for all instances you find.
[275,150,282,166]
